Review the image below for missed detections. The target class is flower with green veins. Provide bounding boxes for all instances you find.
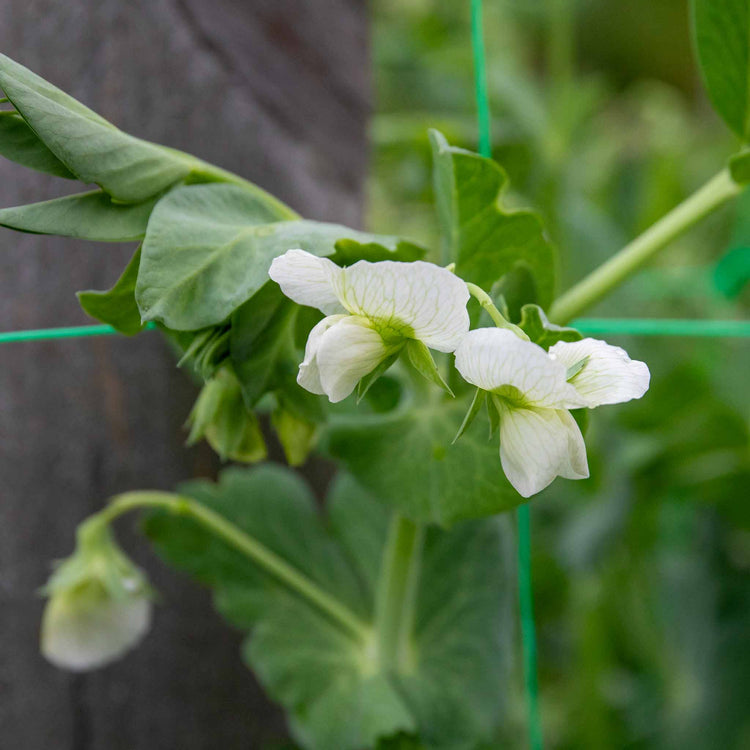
[548,337,651,407]
[454,328,649,497]
[40,517,152,672]
[269,249,470,402]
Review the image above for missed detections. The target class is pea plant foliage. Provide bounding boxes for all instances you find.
[1,7,747,743]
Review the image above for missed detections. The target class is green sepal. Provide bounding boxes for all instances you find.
[357,348,404,403]
[178,326,231,381]
[452,388,486,444]
[518,303,583,349]
[77,247,145,335]
[566,356,590,381]
[186,369,267,463]
[271,403,318,467]
[404,339,454,397]
[487,395,501,439]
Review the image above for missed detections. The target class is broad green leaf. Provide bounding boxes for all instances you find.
[145,467,512,749]
[0,190,157,242]
[518,303,582,349]
[144,466,369,623]
[0,111,75,178]
[691,0,750,139]
[324,398,523,525]
[0,54,193,202]
[77,247,145,335]
[429,129,556,307]
[137,183,423,330]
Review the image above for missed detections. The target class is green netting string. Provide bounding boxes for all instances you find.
[470,1,544,748]
[1,319,749,345]
[0,322,157,344]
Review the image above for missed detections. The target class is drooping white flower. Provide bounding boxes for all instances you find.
[269,249,470,402]
[454,328,649,497]
[40,521,152,671]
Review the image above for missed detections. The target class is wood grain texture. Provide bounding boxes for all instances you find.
[0,1,369,748]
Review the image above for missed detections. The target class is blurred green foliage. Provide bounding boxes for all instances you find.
[369,1,749,748]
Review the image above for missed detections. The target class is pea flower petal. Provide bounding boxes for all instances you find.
[311,316,392,403]
[549,338,651,407]
[497,404,588,498]
[270,249,470,401]
[454,328,585,409]
[41,583,151,672]
[455,327,648,497]
[268,249,345,315]
[40,520,153,672]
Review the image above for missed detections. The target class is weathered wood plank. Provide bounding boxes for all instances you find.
[0,1,369,747]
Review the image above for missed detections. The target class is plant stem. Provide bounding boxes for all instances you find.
[466,282,530,340]
[95,491,370,642]
[517,504,543,750]
[374,513,424,672]
[549,169,742,324]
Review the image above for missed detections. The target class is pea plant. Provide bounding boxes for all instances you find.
[0,1,747,746]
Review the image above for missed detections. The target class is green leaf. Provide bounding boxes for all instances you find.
[0,54,193,202]
[145,467,512,749]
[429,129,556,308]
[137,183,422,330]
[405,340,454,396]
[691,0,750,139]
[230,283,299,406]
[324,399,522,525]
[0,111,75,178]
[0,190,157,242]
[518,303,582,349]
[77,247,145,335]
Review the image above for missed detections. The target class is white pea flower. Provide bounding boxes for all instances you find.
[269,249,470,402]
[41,521,152,671]
[454,328,649,497]
[548,337,650,407]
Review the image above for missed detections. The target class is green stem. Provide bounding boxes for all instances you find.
[546,0,574,100]
[96,491,370,642]
[549,169,742,324]
[374,513,424,671]
[471,0,492,158]
[466,282,530,340]
[517,504,543,750]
